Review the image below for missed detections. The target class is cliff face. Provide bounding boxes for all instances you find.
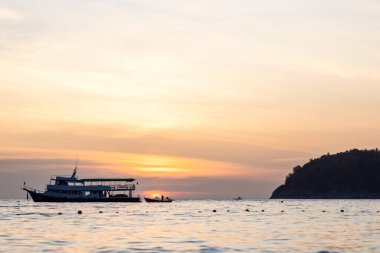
[270,149,380,199]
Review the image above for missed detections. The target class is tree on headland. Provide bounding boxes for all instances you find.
[271,149,380,199]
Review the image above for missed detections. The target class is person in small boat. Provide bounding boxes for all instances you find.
[161,195,164,201]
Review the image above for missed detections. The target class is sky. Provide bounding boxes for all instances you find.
[1,0,380,199]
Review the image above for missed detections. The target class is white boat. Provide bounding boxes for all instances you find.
[22,166,141,202]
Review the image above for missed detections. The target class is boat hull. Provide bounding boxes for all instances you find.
[144,197,172,203]
[27,190,141,202]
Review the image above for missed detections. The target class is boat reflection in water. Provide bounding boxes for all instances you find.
[22,167,141,202]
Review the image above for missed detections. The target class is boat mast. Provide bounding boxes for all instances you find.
[71,157,79,178]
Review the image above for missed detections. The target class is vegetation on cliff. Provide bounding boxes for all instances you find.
[271,149,380,199]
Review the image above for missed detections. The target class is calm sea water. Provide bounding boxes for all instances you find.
[0,199,379,252]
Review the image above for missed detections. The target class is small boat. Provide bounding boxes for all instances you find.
[234,196,243,201]
[144,197,173,203]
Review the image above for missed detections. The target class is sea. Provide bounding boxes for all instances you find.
[0,199,379,253]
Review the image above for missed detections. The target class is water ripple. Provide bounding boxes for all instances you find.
[0,200,379,252]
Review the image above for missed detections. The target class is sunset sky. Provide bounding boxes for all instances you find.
[1,0,380,198]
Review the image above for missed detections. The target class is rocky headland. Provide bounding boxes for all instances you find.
[271,149,380,199]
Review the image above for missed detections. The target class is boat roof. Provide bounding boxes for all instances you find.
[54,176,136,182]
[54,176,79,182]
[80,178,136,182]
[53,168,136,182]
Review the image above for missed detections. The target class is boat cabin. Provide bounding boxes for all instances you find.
[46,168,137,199]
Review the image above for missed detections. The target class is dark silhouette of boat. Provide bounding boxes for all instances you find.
[22,166,141,202]
[144,197,173,203]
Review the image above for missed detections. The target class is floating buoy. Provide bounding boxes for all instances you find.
[227,210,230,212]
[261,210,265,212]
[280,200,283,203]
[198,211,202,213]
[99,211,103,213]
[116,211,119,213]
[245,209,250,212]
[57,212,62,215]
[212,209,217,212]
[78,210,82,215]
[340,210,344,212]
[322,210,326,212]
[281,210,284,213]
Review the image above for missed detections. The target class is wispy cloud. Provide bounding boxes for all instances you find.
[0,6,23,21]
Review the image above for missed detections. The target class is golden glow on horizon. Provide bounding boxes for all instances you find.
[141,167,184,173]
[0,146,276,179]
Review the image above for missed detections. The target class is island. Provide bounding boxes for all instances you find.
[270,149,380,199]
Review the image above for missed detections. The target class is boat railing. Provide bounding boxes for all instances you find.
[109,185,136,191]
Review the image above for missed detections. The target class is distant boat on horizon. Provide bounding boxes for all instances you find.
[22,166,141,202]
